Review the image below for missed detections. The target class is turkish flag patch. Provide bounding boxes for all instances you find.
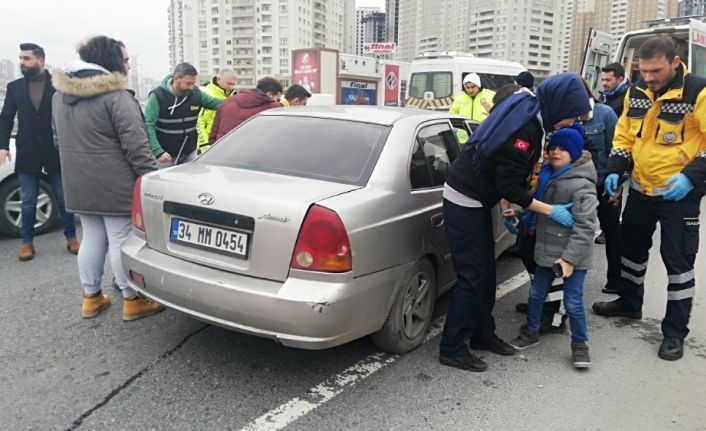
[514,139,530,152]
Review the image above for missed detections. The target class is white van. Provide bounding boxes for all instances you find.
[581,17,706,97]
[404,52,526,111]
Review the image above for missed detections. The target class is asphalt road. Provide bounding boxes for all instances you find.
[2,209,705,431]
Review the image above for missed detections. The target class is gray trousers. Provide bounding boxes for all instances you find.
[78,214,136,299]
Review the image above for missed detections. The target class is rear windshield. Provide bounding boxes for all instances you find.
[472,73,517,91]
[409,72,453,98]
[198,115,391,186]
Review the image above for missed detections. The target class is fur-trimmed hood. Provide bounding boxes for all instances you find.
[52,61,127,104]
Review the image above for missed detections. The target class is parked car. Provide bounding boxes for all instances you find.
[121,106,515,353]
[0,138,59,237]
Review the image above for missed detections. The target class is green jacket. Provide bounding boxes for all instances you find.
[449,88,495,143]
[144,74,223,157]
[197,79,234,151]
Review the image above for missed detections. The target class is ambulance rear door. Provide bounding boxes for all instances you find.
[689,19,706,78]
[580,28,613,98]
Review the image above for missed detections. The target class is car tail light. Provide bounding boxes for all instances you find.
[129,270,145,288]
[291,205,352,273]
[131,176,145,231]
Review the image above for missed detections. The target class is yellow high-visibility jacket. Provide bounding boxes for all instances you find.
[197,80,235,152]
[449,89,495,144]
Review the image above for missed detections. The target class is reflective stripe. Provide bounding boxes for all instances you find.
[668,287,695,301]
[621,256,647,272]
[546,290,564,302]
[668,270,695,285]
[158,115,199,123]
[621,270,645,285]
[155,126,197,134]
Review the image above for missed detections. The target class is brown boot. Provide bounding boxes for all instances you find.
[66,238,80,255]
[82,293,111,318]
[18,243,35,261]
[123,297,165,321]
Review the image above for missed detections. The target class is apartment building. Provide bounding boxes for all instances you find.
[356,7,380,56]
[680,0,706,15]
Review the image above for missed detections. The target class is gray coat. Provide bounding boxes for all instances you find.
[52,69,157,215]
[534,151,598,270]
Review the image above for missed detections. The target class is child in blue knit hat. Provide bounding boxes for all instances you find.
[507,124,599,368]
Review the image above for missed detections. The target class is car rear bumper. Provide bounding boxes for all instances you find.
[121,235,411,349]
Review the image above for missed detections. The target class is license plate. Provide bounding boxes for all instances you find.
[170,218,249,259]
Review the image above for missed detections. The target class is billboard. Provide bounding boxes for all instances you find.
[292,50,320,94]
[384,64,399,106]
[363,42,397,55]
[341,80,377,105]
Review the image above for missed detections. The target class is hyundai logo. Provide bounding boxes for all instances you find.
[198,193,215,205]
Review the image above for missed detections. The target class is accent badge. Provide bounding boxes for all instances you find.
[663,132,677,144]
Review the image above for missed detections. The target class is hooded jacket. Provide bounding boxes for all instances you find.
[51,61,157,215]
[143,74,222,157]
[533,151,598,270]
[209,89,282,143]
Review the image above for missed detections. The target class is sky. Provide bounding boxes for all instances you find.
[1,0,385,80]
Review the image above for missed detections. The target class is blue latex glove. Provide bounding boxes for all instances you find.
[549,202,575,228]
[503,217,518,235]
[604,173,620,196]
[662,173,693,201]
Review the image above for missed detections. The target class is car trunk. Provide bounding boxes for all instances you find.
[140,164,360,281]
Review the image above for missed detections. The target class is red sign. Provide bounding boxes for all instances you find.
[292,50,320,94]
[363,43,396,54]
[384,64,399,107]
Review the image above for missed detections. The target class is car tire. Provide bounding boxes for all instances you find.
[0,176,59,237]
[372,258,437,354]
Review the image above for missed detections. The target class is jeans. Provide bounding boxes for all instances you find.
[527,266,588,343]
[439,199,498,357]
[18,172,76,244]
[156,150,197,169]
[78,214,136,299]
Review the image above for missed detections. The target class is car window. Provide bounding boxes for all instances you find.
[199,116,391,186]
[410,123,458,189]
[462,72,517,91]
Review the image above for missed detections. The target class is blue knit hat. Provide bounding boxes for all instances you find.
[548,124,585,161]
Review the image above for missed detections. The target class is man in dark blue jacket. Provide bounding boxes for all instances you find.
[0,43,78,261]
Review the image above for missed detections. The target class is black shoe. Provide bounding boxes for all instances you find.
[469,338,516,356]
[515,302,528,314]
[601,286,619,294]
[594,231,606,244]
[571,342,592,368]
[539,319,566,334]
[592,300,642,319]
[509,326,540,350]
[439,351,488,372]
[658,337,684,361]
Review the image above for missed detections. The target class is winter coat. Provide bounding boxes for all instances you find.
[51,63,157,215]
[197,78,235,150]
[533,151,598,270]
[209,89,281,142]
[581,102,617,185]
[0,72,59,174]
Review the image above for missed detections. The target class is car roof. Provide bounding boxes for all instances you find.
[259,105,464,126]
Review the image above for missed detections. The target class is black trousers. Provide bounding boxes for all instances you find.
[596,185,622,288]
[617,189,701,340]
[440,200,498,357]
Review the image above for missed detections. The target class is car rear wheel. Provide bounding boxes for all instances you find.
[0,177,59,237]
[372,259,437,354]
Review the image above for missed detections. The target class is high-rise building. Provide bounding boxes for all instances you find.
[169,0,356,89]
[0,59,15,81]
[679,0,706,15]
[395,0,566,78]
[362,12,386,45]
[356,7,380,56]
[385,0,400,45]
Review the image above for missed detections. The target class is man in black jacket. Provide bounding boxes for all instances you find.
[0,43,78,261]
[600,63,629,117]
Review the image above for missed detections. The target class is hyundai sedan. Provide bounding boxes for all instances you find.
[121,106,514,353]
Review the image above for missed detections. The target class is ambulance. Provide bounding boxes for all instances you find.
[405,52,526,111]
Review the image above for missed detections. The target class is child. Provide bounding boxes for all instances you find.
[509,124,598,368]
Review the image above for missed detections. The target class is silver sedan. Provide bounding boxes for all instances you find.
[121,106,515,353]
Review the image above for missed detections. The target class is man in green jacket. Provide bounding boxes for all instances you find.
[196,69,236,153]
[144,63,222,167]
[450,73,495,143]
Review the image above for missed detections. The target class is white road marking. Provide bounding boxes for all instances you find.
[239,270,530,431]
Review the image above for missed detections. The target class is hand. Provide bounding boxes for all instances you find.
[480,98,491,114]
[662,173,693,201]
[604,173,619,196]
[503,217,518,235]
[549,202,575,228]
[157,152,173,163]
[0,149,10,165]
[502,208,517,218]
[555,258,574,279]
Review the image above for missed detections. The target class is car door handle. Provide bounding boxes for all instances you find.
[431,213,444,228]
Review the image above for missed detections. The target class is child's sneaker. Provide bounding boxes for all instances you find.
[123,297,164,321]
[571,342,591,368]
[82,293,111,318]
[510,325,540,350]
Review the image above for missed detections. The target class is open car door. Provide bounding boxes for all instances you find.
[689,19,706,78]
[581,28,613,98]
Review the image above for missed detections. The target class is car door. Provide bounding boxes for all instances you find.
[409,121,461,290]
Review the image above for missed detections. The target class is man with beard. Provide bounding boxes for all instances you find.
[0,43,78,261]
